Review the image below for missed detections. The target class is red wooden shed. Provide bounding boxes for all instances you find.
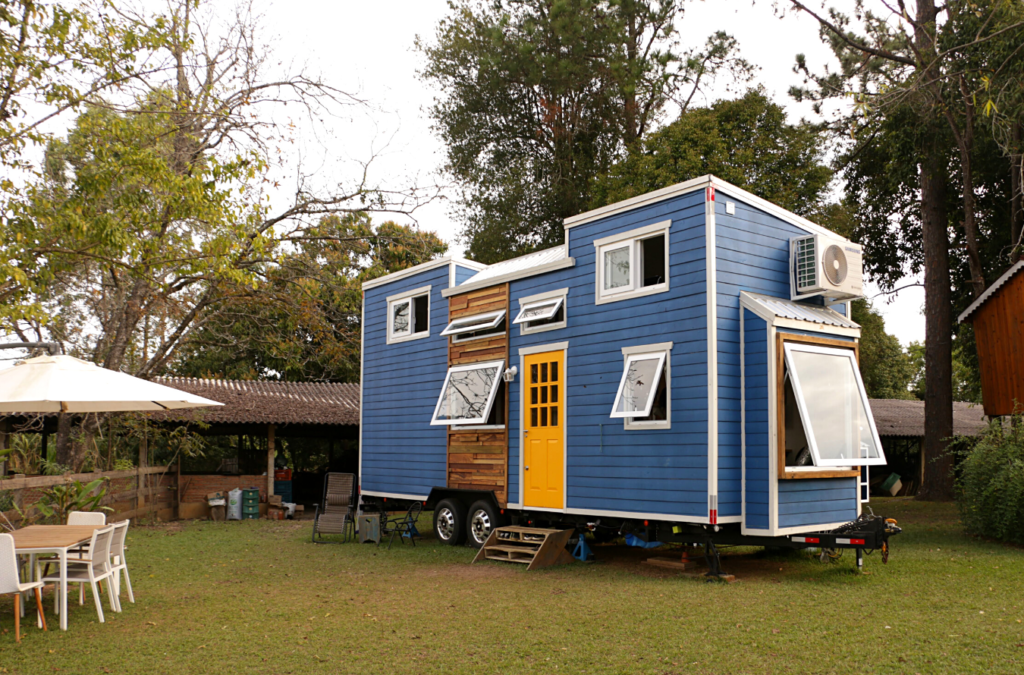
[958,261,1024,417]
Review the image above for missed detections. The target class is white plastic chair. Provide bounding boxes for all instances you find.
[66,510,106,604]
[38,524,119,623]
[109,520,134,605]
[1,533,46,642]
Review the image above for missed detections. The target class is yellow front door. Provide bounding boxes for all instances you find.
[523,350,565,509]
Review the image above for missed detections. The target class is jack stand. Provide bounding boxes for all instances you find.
[573,535,594,562]
[856,547,863,573]
[702,540,734,581]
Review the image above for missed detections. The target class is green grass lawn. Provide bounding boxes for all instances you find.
[2,499,1023,674]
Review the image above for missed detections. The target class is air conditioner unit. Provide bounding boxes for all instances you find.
[790,234,864,302]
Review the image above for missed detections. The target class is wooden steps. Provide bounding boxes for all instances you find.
[472,526,576,570]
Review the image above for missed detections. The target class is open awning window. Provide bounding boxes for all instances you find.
[439,310,506,338]
[513,297,563,325]
[610,352,666,418]
[430,360,505,425]
[784,343,885,467]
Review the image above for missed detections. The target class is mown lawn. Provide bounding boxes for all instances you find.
[1,499,1022,674]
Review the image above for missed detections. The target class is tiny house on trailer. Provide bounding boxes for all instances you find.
[359,175,900,572]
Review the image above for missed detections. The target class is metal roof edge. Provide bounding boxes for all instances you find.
[958,260,1024,323]
[361,256,486,291]
[441,257,576,297]
[739,291,861,335]
[562,174,843,242]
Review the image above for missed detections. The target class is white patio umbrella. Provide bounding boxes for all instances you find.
[0,354,223,413]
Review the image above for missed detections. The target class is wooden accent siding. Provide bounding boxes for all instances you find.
[971,271,1024,417]
[447,284,510,506]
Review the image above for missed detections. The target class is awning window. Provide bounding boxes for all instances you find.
[430,360,505,425]
[513,297,564,325]
[784,343,885,467]
[439,310,506,337]
[610,352,666,418]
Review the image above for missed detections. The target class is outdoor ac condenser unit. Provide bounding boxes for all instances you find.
[790,234,864,302]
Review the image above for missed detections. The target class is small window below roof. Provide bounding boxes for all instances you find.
[431,360,505,426]
[387,286,430,344]
[594,221,670,305]
[513,291,567,334]
[441,310,507,343]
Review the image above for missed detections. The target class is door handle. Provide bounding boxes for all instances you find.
[525,466,530,470]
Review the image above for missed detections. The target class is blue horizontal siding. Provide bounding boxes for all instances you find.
[509,189,709,518]
[360,264,450,496]
[742,310,770,530]
[716,192,841,519]
[777,478,858,529]
[454,264,478,286]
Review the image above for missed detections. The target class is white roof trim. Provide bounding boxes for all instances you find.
[958,260,1024,323]
[563,174,838,240]
[442,256,576,297]
[361,256,486,291]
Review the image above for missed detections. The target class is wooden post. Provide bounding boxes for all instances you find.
[0,418,8,476]
[267,424,276,498]
[176,460,181,519]
[137,422,148,514]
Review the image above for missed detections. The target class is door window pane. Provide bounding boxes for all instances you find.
[550,406,558,426]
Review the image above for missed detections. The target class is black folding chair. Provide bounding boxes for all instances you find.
[380,502,422,550]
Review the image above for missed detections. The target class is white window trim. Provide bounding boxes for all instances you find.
[783,342,886,467]
[430,359,506,426]
[593,220,671,305]
[620,342,672,430]
[610,350,668,421]
[515,288,569,335]
[386,285,431,345]
[441,309,506,337]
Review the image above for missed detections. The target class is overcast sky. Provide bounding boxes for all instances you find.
[255,0,926,346]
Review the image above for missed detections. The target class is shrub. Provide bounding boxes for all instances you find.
[956,416,1024,544]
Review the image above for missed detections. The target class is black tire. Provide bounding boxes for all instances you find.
[466,500,503,549]
[433,499,466,546]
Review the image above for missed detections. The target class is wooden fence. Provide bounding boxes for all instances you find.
[0,465,179,526]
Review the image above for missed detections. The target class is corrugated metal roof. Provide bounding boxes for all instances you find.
[744,292,860,329]
[459,247,566,286]
[958,260,1024,323]
[870,399,989,437]
[151,378,360,426]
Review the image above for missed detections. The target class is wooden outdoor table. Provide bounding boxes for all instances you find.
[11,525,100,631]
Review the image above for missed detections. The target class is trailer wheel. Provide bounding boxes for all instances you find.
[433,499,466,546]
[467,500,502,548]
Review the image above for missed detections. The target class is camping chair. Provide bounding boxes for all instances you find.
[380,501,422,550]
[311,472,356,544]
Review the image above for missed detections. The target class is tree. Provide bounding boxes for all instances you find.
[592,88,833,219]
[787,0,1024,500]
[850,299,915,400]
[0,0,165,322]
[3,1,434,469]
[174,216,447,382]
[420,0,751,263]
